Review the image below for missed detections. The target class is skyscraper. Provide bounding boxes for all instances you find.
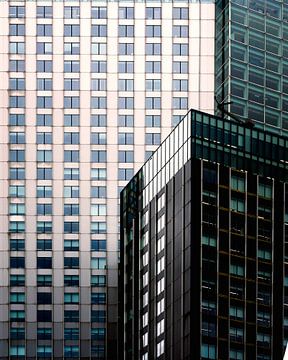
[120,109,288,359]
[0,1,215,359]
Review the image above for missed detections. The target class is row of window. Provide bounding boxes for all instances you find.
[10,59,190,75]
[10,5,189,20]
[10,78,188,93]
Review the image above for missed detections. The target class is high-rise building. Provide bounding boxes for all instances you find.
[120,109,288,359]
[0,1,215,359]
[215,0,288,133]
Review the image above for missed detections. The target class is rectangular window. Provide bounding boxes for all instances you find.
[91,222,107,234]
[91,42,106,55]
[64,132,79,144]
[37,78,52,91]
[146,61,161,73]
[91,96,107,109]
[118,61,134,73]
[173,61,188,73]
[37,24,52,36]
[64,42,80,55]
[118,97,134,109]
[145,115,160,127]
[91,132,106,145]
[64,150,79,162]
[9,78,25,90]
[37,114,52,126]
[64,61,80,73]
[64,168,79,180]
[10,42,25,54]
[91,150,107,163]
[173,7,188,19]
[37,6,52,18]
[145,133,161,145]
[173,43,188,56]
[91,204,106,216]
[118,115,133,127]
[118,168,134,181]
[146,25,161,37]
[91,6,107,19]
[119,25,134,37]
[146,79,161,91]
[91,61,106,73]
[64,114,79,126]
[119,43,134,55]
[118,79,134,91]
[146,7,161,19]
[9,132,25,144]
[119,7,134,19]
[64,25,80,37]
[173,97,188,109]
[64,6,80,19]
[146,43,161,55]
[91,25,107,37]
[91,275,106,287]
[91,239,106,251]
[91,79,107,91]
[36,132,52,144]
[173,25,188,38]
[9,6,25,18]
[9,114,25,126]
[118,151,134,163]
[173,79,188,91]
[36,42,52,54]
[37,150,52,162]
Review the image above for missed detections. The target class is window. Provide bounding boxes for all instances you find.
[201,343,216,359]
[119,43,134,55]
[64,257,79,269]
[37,6,52,18]
[37,168,52,180]
[9,114,25,126]
[202,233,216,247]
[119,25,134,37]
[118,61,134,73]
[119,7,134,19]
[9,221,25,233]
[118,151,134,163]
[91,310,106,322]
[230,305,244,319]
[173,7,188,19]
[64,78,80,91]
[37,292,52,304]
[36,42,52,54]
[37,60,52,72]
[64,61,80,73]
[64,293,79,304]
[91,25,107,37]
[91,257,106,269]
[37,275,52,286]
[156,340,164,357]
[37,78,52,91]
[146,25,161,37]
[231,175,245,192]
[91,61,106,73]
[146,79,161,91]
[91,204,106,216]
[9,150,25,162]
[230,263,244,277]
[9,185,25,197]
[146,61,161,73]
[64,96,80,109]
[10,42,25,54]
[64,168,79,180]
[173,61,188,73]
[173,43,188,56]
[173,79,188,91]
[118,133,134,145]
[37,114,52,126]
[9,204,25,215]
[64,222,79,233]
[10,168,25,180]
[37,150,52,162]
[64,310,79,322]
[10,60,25,72]
[37,221,52,233]
[146,97,161,109]
[37,328,52,340]
[231,197,245,213]
[9,6,25,18]
[37,96,52,108]
[91,42,107,55]
[64,204,79,216]
[119,79,134,91]
[64,42,80,55]
[9,132,25,144]
[64,25,80,37]
[173,25,188,38]
[91,293,106,304]
[64,328,79,340]
[64,132,79,144]
[91,132,106,145]
[146,43,161,56]
[36,132,52,144]
[37,257,52,269]
[64,6,80,19]
[64,275,79,286]
[91,240,106,251]
[91,168,107,180]
[91,96,107,109]
[64,239,79,251]
[91,328,106,340]
[10,345,25,357]
[91,150,107,162]
[145,115,161,127]
[230,326,243,342]
[91,222,107,234]
[37,239,52,251]
[10,274,25,286]
[146,7,161,19]
[64,114,79,126]
[9,96,25,108]
[91,114,107,127]
[173,97,188,109]
[91,275,106,287]
[9,24,25,36]
[37,204,52,215]
[64,150,79,162]
[258,183,272,198]
[145,133,161,145]
[118,168,134,181]
[10,328,25,340]
[64,346,79,358]
[37,24,52,36]
[118,97,134,109]
[230,349,244,360]
[10,257,25,268]
[91,6,107,19]
[118,115,134,127]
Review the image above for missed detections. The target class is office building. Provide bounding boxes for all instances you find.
[120,109,288,359]
[0,1,215,359]
[215,0,288,132]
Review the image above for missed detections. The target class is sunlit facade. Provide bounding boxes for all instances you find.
[0,1,215,359]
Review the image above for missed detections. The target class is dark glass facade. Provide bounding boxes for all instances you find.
[215,0,288,133]
[119,109,288,359]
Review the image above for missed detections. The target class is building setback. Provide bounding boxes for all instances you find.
[120,109,288,359]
